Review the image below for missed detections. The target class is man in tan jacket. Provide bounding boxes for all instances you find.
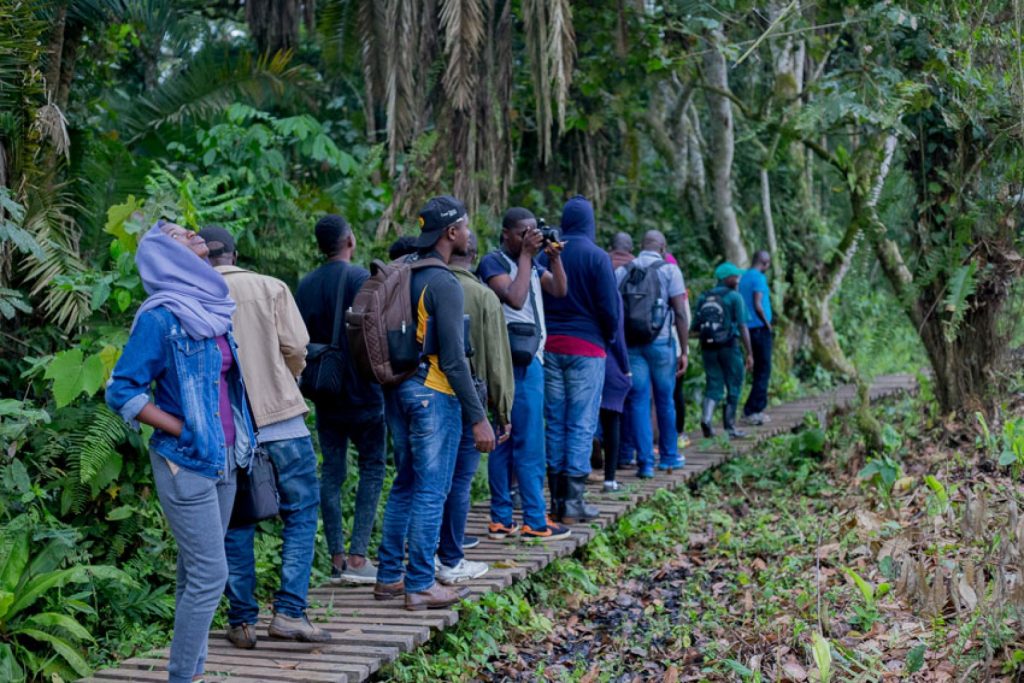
[199,226,330,649]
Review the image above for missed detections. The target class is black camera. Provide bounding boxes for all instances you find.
[536,218,561,246]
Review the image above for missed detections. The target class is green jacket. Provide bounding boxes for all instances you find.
[451,266,515,426]
[696,284,747,340]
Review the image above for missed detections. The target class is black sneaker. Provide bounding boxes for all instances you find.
[329,563,344,584]
[463,535,480,549]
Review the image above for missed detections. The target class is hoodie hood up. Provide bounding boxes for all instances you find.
[560,195,596,241]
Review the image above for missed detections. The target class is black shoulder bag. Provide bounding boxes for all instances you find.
[229,393,280,529]
[300,266,349,401]
[499,253,543,366]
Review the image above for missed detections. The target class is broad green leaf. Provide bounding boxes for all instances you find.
[0,529,29,592]
[999,449,1018,466]
[104,195,144,252]
[25,612,94,642]
[90,281,111,311]
[9,459,30,494]
[0,590,14,620]
[5,569,86,619]
[44,349,85,408]
[98,345,121,375]
[843,567,875,604]
[811,631,832,683]
[106,505,134,521]
[14,628,91,677]
[80,353,107,398]
[0,642,25,683]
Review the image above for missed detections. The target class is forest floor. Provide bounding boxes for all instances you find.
[390,379,1024,682]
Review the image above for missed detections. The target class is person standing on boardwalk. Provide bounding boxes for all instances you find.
[694,262,753,439]
[739,250,774,425]
[608,231,635,270]
[105,221,257,683]
[478,207,571,541]
[538,195,619,524]
[295,215,388,586]
[199,226,330,648]
[436,231,516,584]
[615,230,690,478]
[597,290,632,491]
[374,195,496,611]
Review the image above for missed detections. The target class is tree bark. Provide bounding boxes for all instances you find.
[703,29,748,266]
[247,0,300,56]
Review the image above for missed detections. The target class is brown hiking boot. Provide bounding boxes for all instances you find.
[404,582,469,611]
[226,622,257,649]
[267,613,331,642]
[373,579,405,601]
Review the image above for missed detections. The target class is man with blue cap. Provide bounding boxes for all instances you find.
[693,262,753,438]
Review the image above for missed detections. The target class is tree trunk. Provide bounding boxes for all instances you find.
[703,29,748,266]
[247,0,300,56]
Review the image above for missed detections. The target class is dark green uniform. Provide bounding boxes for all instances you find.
[697,285,746,404]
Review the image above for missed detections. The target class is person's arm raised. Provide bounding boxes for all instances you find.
[485,231,543,309]
[540,240,568,297]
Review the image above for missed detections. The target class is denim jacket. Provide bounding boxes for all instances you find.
[105,306,256,478]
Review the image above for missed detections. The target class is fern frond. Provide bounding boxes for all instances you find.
[79,404,128,484]
[942,261,979,342]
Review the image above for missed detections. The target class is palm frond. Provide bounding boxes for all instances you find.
[440,0,485,111]
[115,47,314,143]
[523,0,553,163]
[19,191,89,333]
[547,0,575,133]
[384,0,421,171]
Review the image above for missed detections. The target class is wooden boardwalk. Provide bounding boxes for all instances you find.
[84,374,917,683]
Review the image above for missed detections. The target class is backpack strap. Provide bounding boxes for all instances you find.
[329,264,348,348]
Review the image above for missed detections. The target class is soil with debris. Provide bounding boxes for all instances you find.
[476,389,1024,682]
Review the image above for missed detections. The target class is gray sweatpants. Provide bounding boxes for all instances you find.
[150,448,236,683]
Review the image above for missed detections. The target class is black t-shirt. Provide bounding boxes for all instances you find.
[295,260,384,416]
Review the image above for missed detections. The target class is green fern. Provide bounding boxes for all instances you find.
[942,261,978,342]
[79,404,128,485]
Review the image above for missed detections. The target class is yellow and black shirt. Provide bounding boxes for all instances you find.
[410,254,486,425]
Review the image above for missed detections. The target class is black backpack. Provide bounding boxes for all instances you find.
[695,287,734,348]
[619,260,668,345]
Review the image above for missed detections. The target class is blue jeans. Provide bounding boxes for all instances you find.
[623,338,680,470]
[224,436,320,625]
[438,422,480,567]
[316,411,387,558]
[488,356,548,529]
[544,353,605,477]
[376,378,462,593]
[744,327,773,416]
[150,448,236,683]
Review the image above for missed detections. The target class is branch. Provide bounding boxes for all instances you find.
[693,82,754,120]
[800,136,844,174]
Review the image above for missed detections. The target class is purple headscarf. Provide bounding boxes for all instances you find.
[132,223,236,340]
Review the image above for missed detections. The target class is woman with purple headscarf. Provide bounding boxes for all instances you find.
[106,221,256,683]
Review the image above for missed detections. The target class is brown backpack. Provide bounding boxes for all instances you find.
[346,255,447,387]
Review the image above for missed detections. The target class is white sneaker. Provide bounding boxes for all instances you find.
[742,413,770,426]
[436,559,489,585]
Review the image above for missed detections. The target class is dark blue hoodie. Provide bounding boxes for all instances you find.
[538,195,619,350]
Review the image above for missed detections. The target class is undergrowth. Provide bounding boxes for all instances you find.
[385,382,1024,682]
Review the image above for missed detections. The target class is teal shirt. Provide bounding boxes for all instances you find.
[698,285,747,339]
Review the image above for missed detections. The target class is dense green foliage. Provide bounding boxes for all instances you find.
[0,0,1021,679]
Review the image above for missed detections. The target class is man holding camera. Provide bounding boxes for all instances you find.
[478,207,570,540]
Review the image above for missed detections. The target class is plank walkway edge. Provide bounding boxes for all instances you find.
[83,374,918,683]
